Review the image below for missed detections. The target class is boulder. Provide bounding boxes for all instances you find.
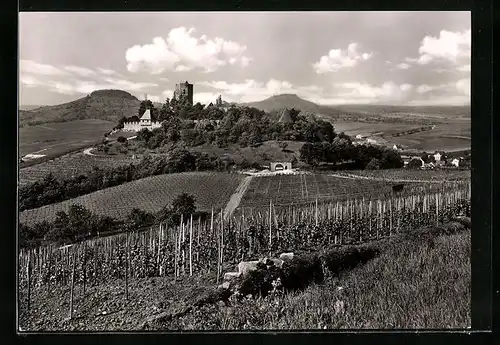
[223,272,241,281]
[238,260,265,277]
[279,252,294,261]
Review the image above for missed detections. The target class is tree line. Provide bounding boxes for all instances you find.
[299,139,404,170]
[19,148,236,212]
[19,193,202,249]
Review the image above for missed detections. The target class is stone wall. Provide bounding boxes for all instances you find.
[123,121,162,132]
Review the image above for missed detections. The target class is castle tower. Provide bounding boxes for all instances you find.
[174,81,194,105]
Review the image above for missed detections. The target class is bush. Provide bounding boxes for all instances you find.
[117,136,127,143]
[280,254,324,291]
[365,158,381,170]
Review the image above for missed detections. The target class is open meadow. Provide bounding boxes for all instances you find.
[19,119,114,157]
[19,172,244,225]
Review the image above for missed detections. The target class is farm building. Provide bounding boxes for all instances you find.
[451,158,461,167]
[123,109,161,132]
[433,152,442,162]
[366,138,377,144]
[270,162,293,172]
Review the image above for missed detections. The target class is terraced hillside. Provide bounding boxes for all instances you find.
[238,171,469,208]
[19,172,244,225]
[19,153,140,186]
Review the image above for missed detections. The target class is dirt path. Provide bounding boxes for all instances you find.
[329,173,449,184]
[223,176,253,219]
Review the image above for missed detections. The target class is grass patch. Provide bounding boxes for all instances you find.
[157,231,470,330]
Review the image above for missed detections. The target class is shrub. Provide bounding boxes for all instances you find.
[117,136,127,143]
[280,254,324,291]
[365,158,381,170]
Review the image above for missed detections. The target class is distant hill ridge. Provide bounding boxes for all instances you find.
[19,89,141,127]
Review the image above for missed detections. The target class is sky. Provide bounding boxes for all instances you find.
[19,12,470,106]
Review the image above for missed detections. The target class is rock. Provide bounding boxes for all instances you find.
[223,271,241,281]
[237,260,265,277]
[219,282,230,290]
[279,252,294,261]
[270,258,284,268]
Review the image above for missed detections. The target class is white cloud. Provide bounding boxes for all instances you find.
[199,78,320,103]
[331,81,413,103]
[405,28,471,72]
[126,27,251,74]
[63,65,97,77]
[97,68,120,76]
[457,64,471,72]
[396,62,410,70]
[20,75,42,87]
[456,77,470,96]
[313,43,373,74]
[416,84,434,94]
[20,60,68,76]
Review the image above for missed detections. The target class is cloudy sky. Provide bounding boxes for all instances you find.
[19,11,470,106]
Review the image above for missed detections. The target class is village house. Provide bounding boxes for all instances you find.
[451,158,461,167]
[123,108,161,132]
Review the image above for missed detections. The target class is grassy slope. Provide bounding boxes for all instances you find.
[18,228,470,331]
[19,172,244,225]
[160,231,471,330]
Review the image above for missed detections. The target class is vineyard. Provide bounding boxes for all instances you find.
[333,168,471,182]
[238,172,468,208]
[18,184,471,327]
[19,172,244,225]
[19,153,140,186]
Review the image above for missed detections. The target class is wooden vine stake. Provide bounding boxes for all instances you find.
[268,199,272,251]
[189,214,193,276]
[69,246,77,320]
[26,250,31,312]
[125,232,129,300]
[315,198,318,226]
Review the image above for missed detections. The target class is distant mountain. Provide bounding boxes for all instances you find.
[19,105,46,111]
[243,94,470,124]
[244,94,325,114]
[19,89,141,127]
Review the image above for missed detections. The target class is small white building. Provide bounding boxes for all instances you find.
[123,109,162,132]
[270,162,293,172]
[451,158,460,167]
[367,138,377,144]
[355,134,363,140]
[433,152,442,162]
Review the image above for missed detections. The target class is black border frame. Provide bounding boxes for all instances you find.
[3,0,495,343]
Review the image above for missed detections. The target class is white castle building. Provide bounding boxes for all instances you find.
[123,109,162,132]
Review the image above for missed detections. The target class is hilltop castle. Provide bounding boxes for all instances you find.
[173,81,194,105]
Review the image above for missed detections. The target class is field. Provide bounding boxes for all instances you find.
[19,172,244,225]
[238,171,469,209]
[330,121,424,137]
[391,126,471,152]
[19,119,114,157]
[19,153,140,186]
[334,169,471,182]
[191,140,305,166]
